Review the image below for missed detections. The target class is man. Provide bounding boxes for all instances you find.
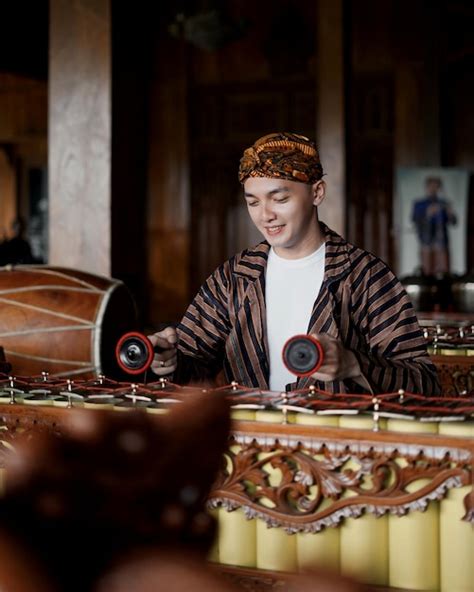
[150,133,439,395]
[0,217,35,266]
[412,177,457,275]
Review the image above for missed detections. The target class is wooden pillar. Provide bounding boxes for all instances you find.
[48,0,111,275]
[315,0,346,236]
[0,148,16,239]
[48,1,149,319]
[394,1,441,167]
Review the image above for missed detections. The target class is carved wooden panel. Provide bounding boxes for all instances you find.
[209,425,473,532]
[0,406,471,531]
[431,354,474,396]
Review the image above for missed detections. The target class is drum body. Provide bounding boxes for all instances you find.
[0,265,137,378]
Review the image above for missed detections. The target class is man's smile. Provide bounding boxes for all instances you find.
[264,225,285,235]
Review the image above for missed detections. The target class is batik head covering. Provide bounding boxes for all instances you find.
[238,132,323,185]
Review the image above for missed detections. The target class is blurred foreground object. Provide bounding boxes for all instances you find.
[0,391,230,591]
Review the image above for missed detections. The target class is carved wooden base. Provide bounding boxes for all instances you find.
[215,564,291,591]
[214,564,413,592]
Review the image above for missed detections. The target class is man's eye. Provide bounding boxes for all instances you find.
[275,196,289,203]
[247,201,258,207]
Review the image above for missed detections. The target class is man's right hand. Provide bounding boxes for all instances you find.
[148,327,178,376]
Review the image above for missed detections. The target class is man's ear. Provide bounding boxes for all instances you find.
[312,180,326,207]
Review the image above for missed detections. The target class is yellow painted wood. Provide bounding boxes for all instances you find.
[218,507,256,568]
[256,519,297,572]
[439,422,474,592]
[231,410,256,421]
[207,508,220,563]
[253,410,297,571]
[340,512,389,586]
[387,419,439,591]
[295,413,340,571]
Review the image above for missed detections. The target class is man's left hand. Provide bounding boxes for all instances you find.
[310,333,362,382]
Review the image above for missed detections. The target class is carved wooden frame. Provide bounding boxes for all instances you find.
[0,406,472,532]
[208,421,473,531]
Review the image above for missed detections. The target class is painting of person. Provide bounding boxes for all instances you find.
[411,177,457,275]
[395,167,468,279]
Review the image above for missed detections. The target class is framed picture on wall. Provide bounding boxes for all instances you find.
[394,167,470,278]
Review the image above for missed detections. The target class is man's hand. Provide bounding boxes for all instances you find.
[148,327,178,376]
[310,333,361,382]
[426,202,442,218]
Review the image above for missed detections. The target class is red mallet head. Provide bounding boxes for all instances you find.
[115,332,154,375]
[282,334,324,377]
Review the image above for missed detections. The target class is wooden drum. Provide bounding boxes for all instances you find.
[0,265,137,378]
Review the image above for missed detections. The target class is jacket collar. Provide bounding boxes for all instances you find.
[233,223,352,284]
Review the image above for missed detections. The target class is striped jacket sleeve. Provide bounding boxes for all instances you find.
[350,257,440,395]
[174,263,232,383]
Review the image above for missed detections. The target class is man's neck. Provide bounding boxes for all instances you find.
[273,224,325,260]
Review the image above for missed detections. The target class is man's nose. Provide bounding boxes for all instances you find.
[261,202,276,222]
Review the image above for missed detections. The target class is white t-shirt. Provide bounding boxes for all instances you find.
[265,243,326,391]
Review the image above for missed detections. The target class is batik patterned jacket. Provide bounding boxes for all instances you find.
[175,224,440,395]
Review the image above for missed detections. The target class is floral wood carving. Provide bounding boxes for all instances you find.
[0,405,472,532]
[208,431,473,532]
[431,354,474,396]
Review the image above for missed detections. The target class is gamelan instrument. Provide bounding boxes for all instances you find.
[0,384,230,592]
[0,372,472,592]
[114,331,326,379]
[282,334,324,377]
[115,331,155,375]
[0,265,137,378]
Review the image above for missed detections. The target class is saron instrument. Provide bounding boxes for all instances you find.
[0,372,472,592]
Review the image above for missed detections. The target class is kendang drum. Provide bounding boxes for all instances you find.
[0,265,137,378]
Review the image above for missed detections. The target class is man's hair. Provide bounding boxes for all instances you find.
[425,176,442,187]
[238,132,323,185]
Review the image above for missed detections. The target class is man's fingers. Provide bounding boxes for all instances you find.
[147,330,178,352]
[153,349,176,363]
[160,326,178,344]
[147,328,178,377]
[150,362,177,376]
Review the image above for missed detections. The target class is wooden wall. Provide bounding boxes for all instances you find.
[145,0,474,325]
[346,0,474,275]
[0,148,16,238]
[145,0,319,325]
[0,73,47,238]
[146,33,190,327]
[4,0,473,328]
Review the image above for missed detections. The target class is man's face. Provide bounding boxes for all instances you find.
[426,180,441,196]
[243,177,324,258]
